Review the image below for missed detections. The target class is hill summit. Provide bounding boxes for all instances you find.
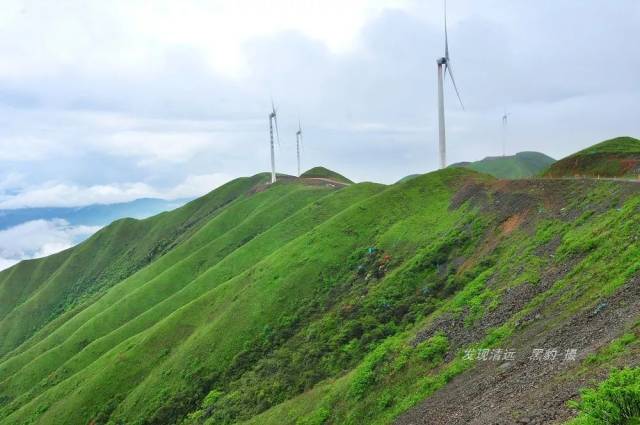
[545,136,640,178]
[300,166,353,184]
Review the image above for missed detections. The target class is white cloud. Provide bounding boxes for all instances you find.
[0,257,18,271]
[0,137,61,161]
[0,0,410,79]
[0,172,234,209]
[0,171,232,270]
[0,173,25,191]
[0,182,156,209]
[0,219,101,271]
[0,0,637,188]
[98,131,225,165]
[165,173,235,199]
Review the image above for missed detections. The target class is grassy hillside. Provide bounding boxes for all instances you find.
[545,136,640,178]
[0,159,638,424]
[450,151,556,179]
[300,167,353,184]
[395,174,420,184]
[0,174,269,357]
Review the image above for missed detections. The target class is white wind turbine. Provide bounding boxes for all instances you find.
[268,100,280,184]
[502,111,510,157]
[296,120,303,178]
[436,0,464,169]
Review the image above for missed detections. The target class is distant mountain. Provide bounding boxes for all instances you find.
[0,198,188,231]
[450,151,556,179]
[544,136,640,178]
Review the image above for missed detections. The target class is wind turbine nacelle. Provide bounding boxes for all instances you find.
[437,57,447,65]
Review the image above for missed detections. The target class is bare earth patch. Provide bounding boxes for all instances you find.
[395,276,640,425]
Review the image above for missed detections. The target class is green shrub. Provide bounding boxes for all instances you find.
[296,406,330,425]
[415,333,449,364]
[377,389,395,409]
[202,389,224,408]
[570,367,640,424]
[348,338,407,400]
[348,343,392,400]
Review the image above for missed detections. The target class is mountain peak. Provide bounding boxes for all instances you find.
[545,136,640,178]
[449,151,555,179]
[300,166,353,184]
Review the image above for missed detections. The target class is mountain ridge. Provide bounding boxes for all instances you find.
[0,139,638,424]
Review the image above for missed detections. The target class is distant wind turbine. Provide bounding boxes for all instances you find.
[268,100,280,184]
[296,120,303,178]
[502,111,511,157]
[436,0,464,169]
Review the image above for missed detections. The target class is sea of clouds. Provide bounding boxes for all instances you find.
[0,219,101,271]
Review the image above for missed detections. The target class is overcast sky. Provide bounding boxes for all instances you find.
[0,0,639,209]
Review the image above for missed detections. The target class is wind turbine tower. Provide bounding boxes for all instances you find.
[436,0,464,169]
[268,100,280,184]
[502,112,510,157]
[296,121,303,177]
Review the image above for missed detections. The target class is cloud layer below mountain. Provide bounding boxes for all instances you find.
[0,219,101,270]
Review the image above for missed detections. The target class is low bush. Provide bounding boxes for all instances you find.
[570,367,640,424]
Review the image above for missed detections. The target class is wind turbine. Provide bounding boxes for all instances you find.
[268,100,280,184]
[296,120,303,177]
[436,0,464,169]
[502,111,510,157]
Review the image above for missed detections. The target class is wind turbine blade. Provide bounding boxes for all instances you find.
[444,0,449,61]
[275,115,280,146]
[446,63,464,110]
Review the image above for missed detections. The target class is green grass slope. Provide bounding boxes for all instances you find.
[300,166,353,184]
[450,151,556,179]
[545,136,640,178]
[394,174,420,184]
[0,173,269,358]
[0,182,351,392]
[0,166,638,425]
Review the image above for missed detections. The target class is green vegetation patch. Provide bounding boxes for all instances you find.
[568,367,640,425]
